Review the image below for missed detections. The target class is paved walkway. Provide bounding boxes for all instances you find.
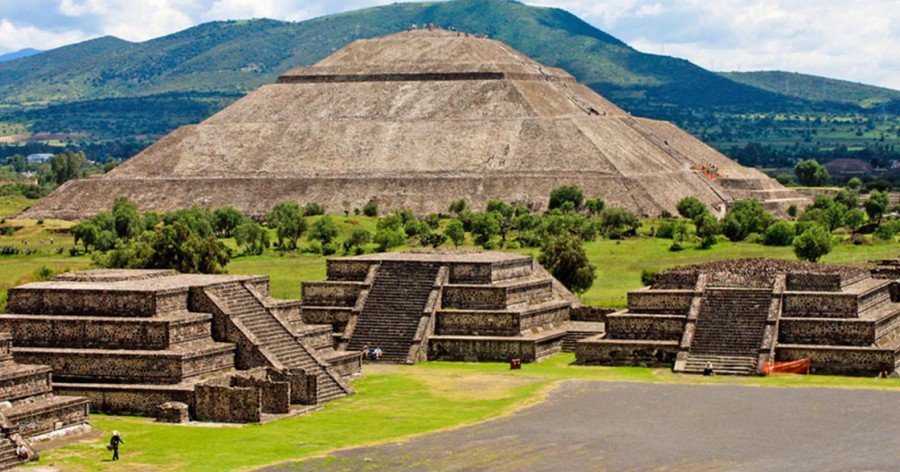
[266,381,900,471]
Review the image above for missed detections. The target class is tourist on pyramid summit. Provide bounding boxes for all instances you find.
[108,431,124,461]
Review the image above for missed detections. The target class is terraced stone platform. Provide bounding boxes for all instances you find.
[2,269,358,423]
[577,258,900,376]
[301,250,599,364]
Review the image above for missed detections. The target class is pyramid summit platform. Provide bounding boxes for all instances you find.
[22,29,805,219]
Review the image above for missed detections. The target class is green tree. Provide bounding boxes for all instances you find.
[99,222,230,273]
[309,215,339,245]
[793,223,833,262]
[694,212,720,249]
[213,206,245,238]
[834,189,859,209]
[112,197,143,241]
[444,219,465,246]
[864,190,889,223]
[762,221,795,246]
[847,177,862,190]
[794,159,830,186]
[722,200,773,241]
[843,208,867,230]
[234,221,270,255]
[598,207,639,239]
[374,227,406,251]
[538,235,596,294]
[676,196,708,220]
[548,185,584,211]
[470,212,501,248]
[669,220,692,251]
[419,231,448,248]
[266,202,306,250]
[343,228,372,254]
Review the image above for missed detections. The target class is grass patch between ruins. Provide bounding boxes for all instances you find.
[34,353,900,471]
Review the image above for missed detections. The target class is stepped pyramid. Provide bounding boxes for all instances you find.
[22,29,805,219]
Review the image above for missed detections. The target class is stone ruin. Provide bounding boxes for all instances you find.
[22,29,805,220]
[577,258,900,376]
[299,250,602,363]
[0,332,89,468]
[0,269,360,425]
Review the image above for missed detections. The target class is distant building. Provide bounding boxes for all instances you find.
[25,153,53,164]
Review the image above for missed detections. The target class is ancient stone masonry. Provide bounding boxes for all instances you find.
[301,250,602,364]
[0,269,359,424]
[0,332,90,470]
[576,258,900,376]
[21,29,805,220]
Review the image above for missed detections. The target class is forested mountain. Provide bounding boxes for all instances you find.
[0,48,42,63]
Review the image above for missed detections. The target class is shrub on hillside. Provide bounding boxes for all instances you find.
[548,185,584,211]
[722,200,773,241]
[304,202,326,216]
[362,199,378,217]
[676,196,708,220]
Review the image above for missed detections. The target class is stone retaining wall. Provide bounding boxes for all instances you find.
[325,260,374,281]
[627,289,694,314]
[778,318,875,346]
[54,385,194,416]
[0,367,51,402]
[428,337,560,362]
[606,314,685,341]
[776,345,897,376]
[301,282,363,307]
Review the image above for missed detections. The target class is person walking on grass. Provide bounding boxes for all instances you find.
[109,431,124,461]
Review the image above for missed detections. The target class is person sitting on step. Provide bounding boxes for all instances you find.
[361,345,369,360]
[373,346,383,361]
[703,361,715,376]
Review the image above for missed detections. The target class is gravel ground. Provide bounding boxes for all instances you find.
[264,381,900,472]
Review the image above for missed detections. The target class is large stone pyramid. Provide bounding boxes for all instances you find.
[23,29,805,219]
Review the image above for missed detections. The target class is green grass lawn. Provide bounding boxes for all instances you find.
[35,353,900,471]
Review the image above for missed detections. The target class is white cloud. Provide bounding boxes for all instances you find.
[0,0,896,89]
[0,18,88,53]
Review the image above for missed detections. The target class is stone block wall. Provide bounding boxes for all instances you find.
[627,289,694,314]
[442,286,506,310]
[6,288,188,317]
[782,293,859,318]
[778,318,875,346]
[326,260,374,281]
[429,336,561,362]
[301,282,363,307]
[194,384,261,423]
[776,346,896,376]
[606,314,685,341]
[436,310,520,336]
[652,272,698,290]
[785,273,843,292]
[300,306,352,326]
[569,306,614,322]
[230,376,290,414]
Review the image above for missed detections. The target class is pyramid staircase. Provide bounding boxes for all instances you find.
[204,283,351,403]
[682,288,772,375]
[346,261,441,363]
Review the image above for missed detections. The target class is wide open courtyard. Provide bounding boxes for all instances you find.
[271,380,900,471]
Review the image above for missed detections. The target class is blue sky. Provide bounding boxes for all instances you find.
[0,0,897,89]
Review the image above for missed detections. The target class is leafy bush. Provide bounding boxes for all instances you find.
[676,196,708,220]
[213,206,245,238]
[362,199,378,217]
[640,269,657,286]
[309,215,339,245]
[655,219,678,239]
[598,207,639,239]
[762,221,795,246]
[303,202,326,216]
[420,231,447,248]
[794,159,829,186]
[448,199,467,215]
[234,220,269,255]
[374,227,406,251]
[694,213,720,249]
[864,190,889,223]
[444,219,465,246]
[538,235,595,294]
[266,202,306,250]
[343,228,372,254]
[793,223,833,262]
[722,200,773,241]
[548,185,584,211]
[585,198,605,215]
